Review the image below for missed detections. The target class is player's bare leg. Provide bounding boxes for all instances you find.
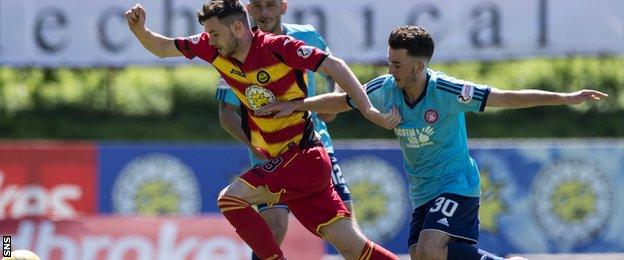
[342,201,362,232]
[218,179,284,259]
[321,218,366,259]
[411,230,452,260]
[409,244,419,259]
[259,207,289,244]
[321,218,398,260]
[344,201,355,217]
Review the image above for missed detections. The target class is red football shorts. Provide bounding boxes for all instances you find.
[238,145,351,236]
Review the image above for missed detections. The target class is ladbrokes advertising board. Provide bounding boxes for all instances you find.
[0,216,323,260]
[2,140,624,257]
[0,142,97,219]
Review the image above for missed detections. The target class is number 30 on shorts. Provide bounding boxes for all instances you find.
[429,197,458,217]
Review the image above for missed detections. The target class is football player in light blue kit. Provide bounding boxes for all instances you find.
[257,25,607,260]
[214,1,354,259]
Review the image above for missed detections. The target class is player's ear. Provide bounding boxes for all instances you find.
[280,1,288,14]
[232,19,243,35]
[415,60,426,74]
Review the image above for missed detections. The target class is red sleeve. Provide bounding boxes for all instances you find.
[268,35,328,72]
[174,32,218,62]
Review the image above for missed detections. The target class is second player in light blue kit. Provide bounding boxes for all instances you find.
[214,1,354,259]
[258,25,607,260]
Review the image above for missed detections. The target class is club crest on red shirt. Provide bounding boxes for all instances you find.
[257,70,271,84]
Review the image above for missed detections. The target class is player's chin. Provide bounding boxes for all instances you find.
[217,48,230,57]
[395,80,405,88]
[258,23,273,32]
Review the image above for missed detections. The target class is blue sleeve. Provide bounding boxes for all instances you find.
[298,28,331,78]
[314,30,329,53]
[347,75,387,111]
[313,30,333,81]
[435,77,491,114]
[214,77,240,106]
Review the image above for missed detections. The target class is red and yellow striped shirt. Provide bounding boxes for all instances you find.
[175,27,328,157]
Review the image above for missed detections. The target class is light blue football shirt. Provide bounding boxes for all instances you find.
[215,23,334,166]
[351,69,491,208]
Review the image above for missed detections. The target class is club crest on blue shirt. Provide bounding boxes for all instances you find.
[424,109,438,124]
[457,84,475,104]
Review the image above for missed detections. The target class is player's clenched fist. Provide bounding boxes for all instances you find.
[125,3,146,33]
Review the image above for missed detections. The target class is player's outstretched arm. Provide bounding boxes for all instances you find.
[258,92,401,130]
[256,92,351,118]
[486,88,608,109]
[125,3,182,58]
[316,56,401,129]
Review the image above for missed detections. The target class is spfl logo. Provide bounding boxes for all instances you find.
[457,84,474,104]
[112,153,201,216]
[339,156,410,244]
[296,46,314,58]
[3,236,10,257]
[532,160,613,250]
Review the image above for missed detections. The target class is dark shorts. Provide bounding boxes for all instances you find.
[407,193,480,248]
[257,152,352,211]
[239,146,351,236]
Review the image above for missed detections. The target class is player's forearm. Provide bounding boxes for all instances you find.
[132,28,179,58]
[487,88,567,108]
[301,93,352,113]
[319,57,374,114]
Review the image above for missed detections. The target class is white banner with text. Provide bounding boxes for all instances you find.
[1,0,623,66]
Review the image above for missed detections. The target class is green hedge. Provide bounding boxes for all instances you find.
[0,56,623,140]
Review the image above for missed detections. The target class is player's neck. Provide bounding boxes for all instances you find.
[232,30,254,63]
[403,74,428,103]
[272,24,284,35]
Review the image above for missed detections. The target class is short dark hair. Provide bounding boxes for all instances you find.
[388,26,434,61]
[197,0,248,25]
